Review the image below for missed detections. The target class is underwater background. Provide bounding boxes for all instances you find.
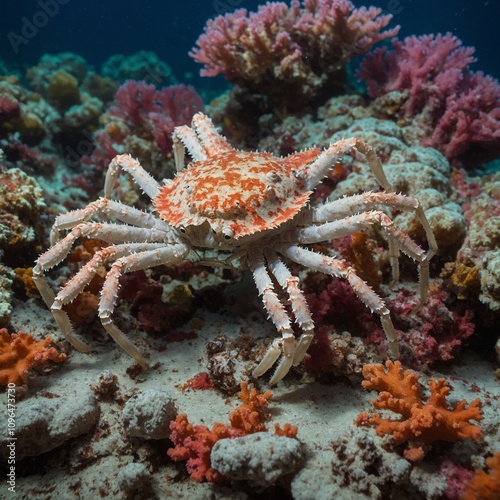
[2,0,499,87]
[1,1,500,498]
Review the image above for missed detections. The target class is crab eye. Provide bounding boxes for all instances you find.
[222,228,233,240]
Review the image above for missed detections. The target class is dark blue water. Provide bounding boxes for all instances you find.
[1,0,499,88]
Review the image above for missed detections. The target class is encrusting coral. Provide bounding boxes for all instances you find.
[168,381,298,482]
[0,328,66,387]
[355,360,483,462]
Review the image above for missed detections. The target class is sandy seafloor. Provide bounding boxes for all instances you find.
[1,261,499,499]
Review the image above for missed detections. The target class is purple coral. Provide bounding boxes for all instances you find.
[357,33,500,164]
[191,0,398,106]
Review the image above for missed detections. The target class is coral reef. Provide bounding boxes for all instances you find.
[192,0,398,108]
[357,33,500,165]
[445,170,500,313]
[355,360,483,462]
[0,167,46,267]
[117,269,195,335]
[168,381,298,482]
[0,264,15,327]
[0,328,66,387]
[305,272,475,368]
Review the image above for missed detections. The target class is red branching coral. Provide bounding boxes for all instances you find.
[85,81,203,172]
[306,275,475,368]
[191,0,398,106]
[117,270,193,335]
[0,328,66,387]
[0,95,21,123]
[168,381,298,482]
[462,453,500,500]
[357,33,500,165]
[355,360,483,462]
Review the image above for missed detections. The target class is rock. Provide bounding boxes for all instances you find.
[0,386,99,460]
[117,462,150,491]
[121,389,177,440]
[211,433,304,487]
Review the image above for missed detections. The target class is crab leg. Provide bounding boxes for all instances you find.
[304,138,392,192]
[97,245,189,367]
[249,248,296,384]
[298,211,430,310]
[105,154,162,200]
[50,198,173,244]
[172,125,206,170]
[310,191,437,258]
[263,248,315,368]
[38,243,165,357]
[283,244,399,359]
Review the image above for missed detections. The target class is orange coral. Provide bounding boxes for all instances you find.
[462,453,500,500]
[355,360,483,462]
[0,328,66,386]
[168,381,298,482]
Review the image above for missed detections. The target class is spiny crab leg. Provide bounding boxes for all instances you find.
[304,138,392,192]
[249,249,296,384]
[105,154,161,200]
[172,111,232,171]
[299,211,432,311]
[263,248,315,366]
[49,197,173,245]
[250,247,316,385]
[284,244,399,358]
[311,191,437,257]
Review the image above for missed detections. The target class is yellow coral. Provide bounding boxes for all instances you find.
[0,328,66,386]
[14,267,38,298]
[47,70,80,109]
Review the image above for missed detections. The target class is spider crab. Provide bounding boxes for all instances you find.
[33,112,437,384]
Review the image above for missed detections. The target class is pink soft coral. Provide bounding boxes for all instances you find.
[357,33,500,165]
[85,81,203,171]
[191,0,398,106]
[168,381,298,482]
[355,360,483,462]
